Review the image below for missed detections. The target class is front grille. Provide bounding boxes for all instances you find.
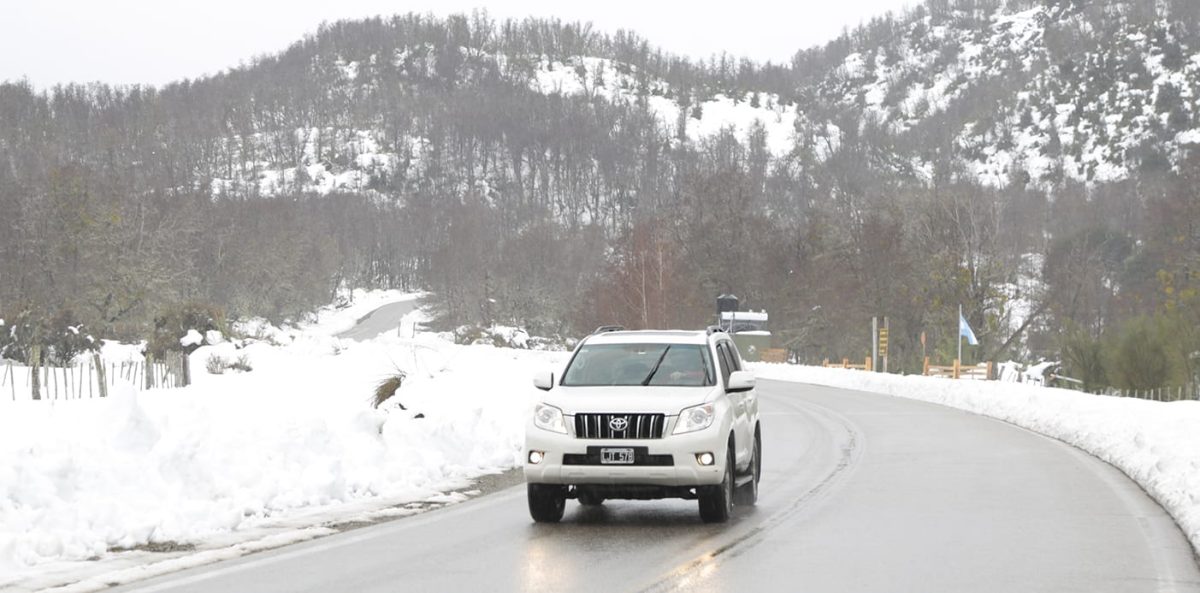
[563,447,674,466]
[574,413,666,439]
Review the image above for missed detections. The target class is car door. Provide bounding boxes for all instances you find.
[727,340,758,444]
[717,341,751,468]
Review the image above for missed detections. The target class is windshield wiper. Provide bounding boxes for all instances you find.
[640,346,672,386]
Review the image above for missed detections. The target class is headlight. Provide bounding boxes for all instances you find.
[674,403,715,434]
[534,403,567,434]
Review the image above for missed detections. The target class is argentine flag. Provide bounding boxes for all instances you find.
[959,310,979,346]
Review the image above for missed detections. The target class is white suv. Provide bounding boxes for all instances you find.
[524,327,762,523]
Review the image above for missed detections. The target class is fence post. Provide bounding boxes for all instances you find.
[865,357,873,372]
[952,358,961,380]
[923,357,930,376]
[181,351,190,387]
[841,358,849,368]
[94,353,107,398]
[29,345,41,400]
[822,358,829,367]
[986,361,994,381]
[144,354,154,390]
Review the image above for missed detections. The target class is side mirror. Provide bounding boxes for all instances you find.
[727,370,756,393]
[533,370,555,391]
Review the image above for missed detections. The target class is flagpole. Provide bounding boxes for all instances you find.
[957,304,963,364]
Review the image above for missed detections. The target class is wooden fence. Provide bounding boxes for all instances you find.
[1,354,187,402]
[823,357,873,371]
[923,358,993,380]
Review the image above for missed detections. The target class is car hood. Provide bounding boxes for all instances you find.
[545,385,719,415]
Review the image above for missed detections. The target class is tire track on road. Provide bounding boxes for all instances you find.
[638,386,865,593]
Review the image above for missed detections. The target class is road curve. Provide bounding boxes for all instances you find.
[110,381,1200,593]
[335,300,418,341]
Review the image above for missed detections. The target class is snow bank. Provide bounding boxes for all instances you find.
[752,364,1200,556]
[0,299,567,578]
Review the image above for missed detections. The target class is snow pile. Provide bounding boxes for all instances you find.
[0,297,568,576]
[179,329,204,348]
[752,364,1200,555]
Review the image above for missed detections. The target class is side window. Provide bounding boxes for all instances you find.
[726,341,744,371]
[715,343,732,386]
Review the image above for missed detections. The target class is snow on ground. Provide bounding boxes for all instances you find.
[7,287,1200,586]
[751,364,1200,556]
[0,293,569,586]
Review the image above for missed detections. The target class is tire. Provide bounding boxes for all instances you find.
[528,484,566,523]
[698,442,735,523]
[734,429,761,507]
[577,488,605,507]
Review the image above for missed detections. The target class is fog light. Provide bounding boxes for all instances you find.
[528,450,545,465]
[696,452,715,466]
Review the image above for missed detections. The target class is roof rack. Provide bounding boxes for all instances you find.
[706,325,727,335]
[593,325,625,334]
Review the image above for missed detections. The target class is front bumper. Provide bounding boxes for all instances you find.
[524,424,727,487]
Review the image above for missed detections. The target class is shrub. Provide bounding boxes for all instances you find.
[44,309,97,366]
[373,371,407,409]
[206,353,253,375]
[1106,316,1173,391]
[148,303,226,359]
[0,307,97,365]
[1060,326,1106,392]
[452,325,536,349]
[0,309,38,363]
[231,354,253,372]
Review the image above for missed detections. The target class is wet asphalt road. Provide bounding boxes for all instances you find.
[112,381,1200,593]
[335,300,418,341]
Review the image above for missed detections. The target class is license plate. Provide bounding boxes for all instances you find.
[600,448,635,464]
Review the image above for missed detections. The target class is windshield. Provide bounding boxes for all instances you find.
[561,343,715,387]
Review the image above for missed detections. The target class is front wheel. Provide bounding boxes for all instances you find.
[734,429,761,506]
[698,443,735,523]
[528,484,566,523]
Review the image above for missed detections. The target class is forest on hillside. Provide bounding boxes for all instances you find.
[1,0,1199,389]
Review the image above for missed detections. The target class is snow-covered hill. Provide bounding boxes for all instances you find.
[206,51,807,199]
[805,2,1200,187]
[202,2,1200,199]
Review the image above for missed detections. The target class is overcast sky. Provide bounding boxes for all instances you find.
[4,0,915,88]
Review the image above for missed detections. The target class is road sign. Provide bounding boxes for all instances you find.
[878,327,889,358]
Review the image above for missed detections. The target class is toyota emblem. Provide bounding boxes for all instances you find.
[609,417,629,432]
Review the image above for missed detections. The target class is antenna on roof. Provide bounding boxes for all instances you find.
[593,325,625,334]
